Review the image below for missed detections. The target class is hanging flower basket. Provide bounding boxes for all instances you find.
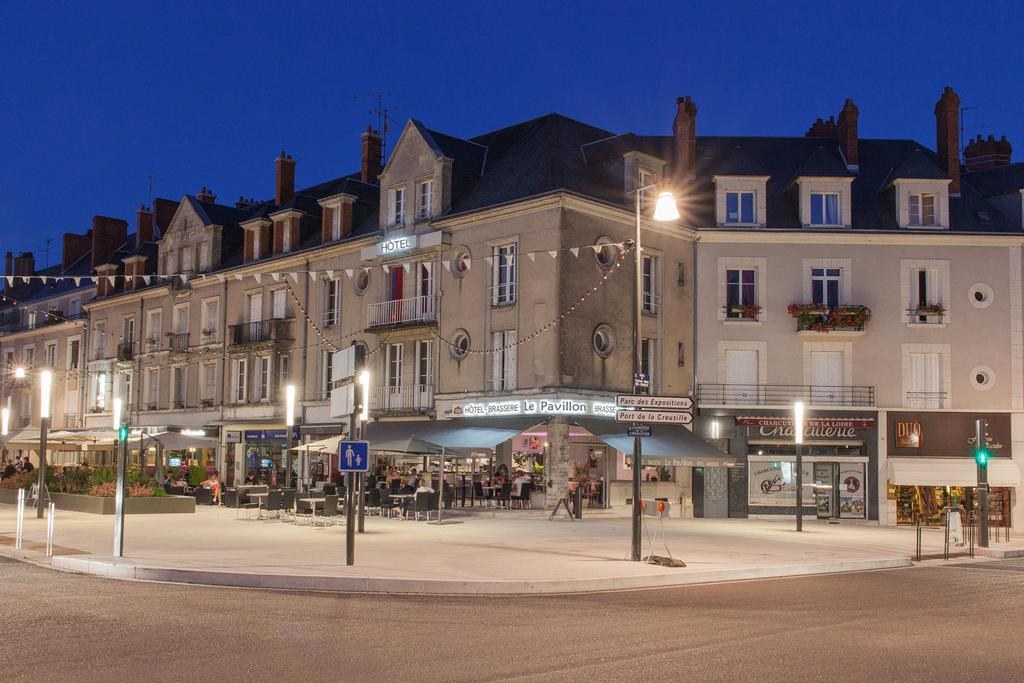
[915,303,945,317]
[729,304,762,320]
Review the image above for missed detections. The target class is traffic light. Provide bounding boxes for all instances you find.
[975,448,989,467]
[118,425,129,442]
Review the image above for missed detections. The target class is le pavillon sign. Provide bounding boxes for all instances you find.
[737,416,875,441]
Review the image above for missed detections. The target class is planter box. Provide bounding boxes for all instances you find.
[0,489,194,514]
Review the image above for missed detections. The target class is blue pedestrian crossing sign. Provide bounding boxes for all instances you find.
[338,440,370,472]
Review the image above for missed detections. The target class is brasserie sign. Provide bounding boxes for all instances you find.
[737,416,875,440]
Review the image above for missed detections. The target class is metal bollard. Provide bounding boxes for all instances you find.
[15,487,26,550]
[46,502,55,557]
[915,516,922,562]
[944,510,950,561]
[573,486,583,520]
[969,511,975,559]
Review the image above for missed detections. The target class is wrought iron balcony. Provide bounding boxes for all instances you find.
[229,318,293,347]
[788,304,871,334]
[370,384,434,413]
[906,308,947,325]
[117,341,135,362]
[697,383,875,407]
[905,391,947,409]
[168,332,190,353]
[366,295,438,329]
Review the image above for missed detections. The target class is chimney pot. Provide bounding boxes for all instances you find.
[934,86,961,193]
[837,98,860,168]
[275,150,296,205]
[964,131,1013,172]
[361,127,383,183]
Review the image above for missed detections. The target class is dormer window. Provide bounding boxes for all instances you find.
[725,191,755,225]
[810,192,841,226]
[416,179,433,220]
[638,167,657,209]
[908,193,936,226]
[388,186,406,227]
[252,232,261,260]
[282,222,292,253]
[331,207,342,241]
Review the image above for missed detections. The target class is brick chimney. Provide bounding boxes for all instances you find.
[275,151,296,205]
[805,116,837,138]
[964,134,1012,172]
[196,186,216,203]
[62,232,91,271]
[361,126,383,183]
[153,197,178,237]
[673,96,697,181]
[13,252,34,278]
[935,86,961,194]
[837,99,859,168]
[135,204,154,246]
[91,215,128,268]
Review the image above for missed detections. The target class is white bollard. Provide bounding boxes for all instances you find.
[15,487,25,550]
[46,502,55,557]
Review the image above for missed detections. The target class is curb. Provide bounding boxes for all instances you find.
[45,555,913,595]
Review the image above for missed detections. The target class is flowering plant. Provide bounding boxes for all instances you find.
[915,302,945,316]
[729,304,762,320]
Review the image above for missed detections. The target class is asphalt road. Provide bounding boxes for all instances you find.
[3,556,1024,682]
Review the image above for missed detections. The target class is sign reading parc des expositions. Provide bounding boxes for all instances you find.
[444,396,617,418]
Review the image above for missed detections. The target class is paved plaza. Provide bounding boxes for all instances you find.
[2,503,1004,593]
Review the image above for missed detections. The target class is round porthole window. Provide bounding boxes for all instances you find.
[451,246,471,277]
[970,365,995,391]
[968,283,993,308]
[592,324,616,358]
[353,268,370,295]
[593,237,618,270]
[450,329,470,360]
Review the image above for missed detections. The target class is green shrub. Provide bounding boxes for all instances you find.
[89,466,116,488]
[186,463,205,487]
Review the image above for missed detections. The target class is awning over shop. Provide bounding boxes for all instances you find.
[364,420,445,454]
[887,458,1022,487]
[572,418,735,462]
[1,427,41,448]
[135,431,218,451]
[364,417,543,455]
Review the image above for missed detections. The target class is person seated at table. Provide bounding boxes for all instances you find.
[512,470,530,496]
[388,467,401,491]
[172,474,189,488]
[1,458,15,481]
[201,471,222,505]
[244,471,257,485]
[399,478,434,519]
[406,467,419,489]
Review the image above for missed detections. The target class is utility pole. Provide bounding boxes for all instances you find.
[975,418,990,548]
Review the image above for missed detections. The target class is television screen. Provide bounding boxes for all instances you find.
[167,457,183,467]
[260,458,272,468]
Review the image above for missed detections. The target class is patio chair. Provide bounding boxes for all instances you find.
[279,489,296,520]
[378,492,398,518]
[323,483,337,495]
[414,491,434,521]
[367,488,382,516]
[442,484,454,510]
[195,487,214,506]
[317,494,339,527]
[513,482,533,509]
[294,497,314,525]
[264,490,284,519]
[473,481,485,507]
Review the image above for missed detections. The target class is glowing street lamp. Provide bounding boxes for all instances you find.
[357,370,370,423]
[793,401,805,532]
[112,396,127,557]
[13,366,26,380]
[285,384,296,488]
[33,369,54,519]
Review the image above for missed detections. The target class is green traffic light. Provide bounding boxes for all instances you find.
[118,426,128,441]
[976,450,989,466]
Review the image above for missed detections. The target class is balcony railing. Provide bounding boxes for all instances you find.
[366,295,438,329]
[169,332,190,353]
[789,304,871,333]
[229,318,293,346]
[697,383,876,407]
[905,391,947,409]
[117,341,135,362]
[63,413,78,429]
[5,310,86,333]
[370,384,434,413]
[906,308,947,325]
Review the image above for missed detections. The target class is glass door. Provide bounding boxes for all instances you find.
[813,462,834,518]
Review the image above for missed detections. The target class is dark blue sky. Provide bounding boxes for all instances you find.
[2,0,1022,265]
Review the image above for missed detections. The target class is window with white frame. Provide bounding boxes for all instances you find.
[251,230,262,260]
[23,346,34,368]
[44,342,56,368]
[331,207,342,241]
[172,304,188,334]
[278,353,290,390]
[247,292,262,323]
[233,358,248,403]
[146,309,162,347]
[388,186,406,227]
[642,255,659,314]
[811,268,842,307]
[145,369,159,409]
[257,356,271,401]
[200,363,216,405]
[725,268,757,319]
[491,244,517,305]
[281,222,292,253]
[491,330,517,391]
[93,371,108,411]
[910,268,942,322]
[272,289,286,319]
[908,352,942,408]
[27,310,37,330]
[68,297,81,317]
[323,350,336,399]
[415,340,432,388]
[810,192,841,226]
[908,193,936,227]
[416,179,433,220]
[725,191,756,225]
[201,299,219,340]
[386,344,403,388]
[324,278,342,326]
[172,366,186,408]
[67,338,80,371]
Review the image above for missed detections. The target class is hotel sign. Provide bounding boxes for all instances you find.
[378,235,416,255]
[445,397,617,419]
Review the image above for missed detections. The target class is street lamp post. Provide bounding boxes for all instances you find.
[355,369,369,538]
[113,397,128,557]
[794,401,805,532]
[630,182,680,562]
[285,384,296,490]
[36,369,53,519]
[2,403,9,465]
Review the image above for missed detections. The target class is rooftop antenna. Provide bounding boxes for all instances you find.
[44,238,53,268]
[147,175,155,206]
[960,105,978,161]
[354,91,404,160]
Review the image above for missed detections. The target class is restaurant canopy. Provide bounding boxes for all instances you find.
[364,418,543,455]
[288,435,345,453]
[572,418,736,463]
[135,431,219,451]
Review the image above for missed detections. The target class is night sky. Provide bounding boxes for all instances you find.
[2,0,1022,264]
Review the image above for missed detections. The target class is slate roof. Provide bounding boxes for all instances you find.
[963,162,1024,197]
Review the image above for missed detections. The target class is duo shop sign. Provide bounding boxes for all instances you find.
[737,416,875,441]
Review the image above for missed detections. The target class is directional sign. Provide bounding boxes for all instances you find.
[338,440,370,472]
[616,395,693,411]
[616,410,693,425]
[626,425,652,437]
